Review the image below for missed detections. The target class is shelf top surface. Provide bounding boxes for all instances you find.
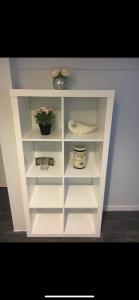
[22,127,62,141]
[10,89,115,98]
[65,185,98,208]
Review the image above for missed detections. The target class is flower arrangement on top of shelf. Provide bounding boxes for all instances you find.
[50,67,70,90]
[34,106,56,135]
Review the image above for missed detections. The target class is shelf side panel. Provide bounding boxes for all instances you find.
[23,141,34,172]
[18,97,32,137]
[97,97,114,234]
[96,98,107,130]
[94,143,103,174]
[10,96,32,233]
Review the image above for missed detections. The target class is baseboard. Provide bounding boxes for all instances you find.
[104,205,139,211]
[14,230,26,232]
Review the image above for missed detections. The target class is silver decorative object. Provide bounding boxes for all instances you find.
[40,157,49,170]
[73,145,88,169]
[53,76,67,90]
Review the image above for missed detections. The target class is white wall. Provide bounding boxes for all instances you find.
[10,58,139,212]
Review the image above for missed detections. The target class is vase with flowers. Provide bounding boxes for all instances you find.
[34,106,56,135]
[50,67,70,89]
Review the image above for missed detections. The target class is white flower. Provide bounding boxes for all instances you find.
[39,106,53,114]
[40,106,47,111]
[60,67,70,77]
[49,67,60,78]
[44,108,49,114]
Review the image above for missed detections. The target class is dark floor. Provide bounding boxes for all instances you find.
[0,188,139,242]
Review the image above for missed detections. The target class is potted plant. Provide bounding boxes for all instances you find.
[50,67,70,89]
[34,106,56,135]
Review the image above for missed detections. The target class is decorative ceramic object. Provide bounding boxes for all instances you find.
[73,145,87,169]
[53,76,67,90]
[39,123,52,135]
[68,120,97,135]
[50,67,70,90]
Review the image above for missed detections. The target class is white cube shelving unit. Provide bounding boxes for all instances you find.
[10,89,115,237]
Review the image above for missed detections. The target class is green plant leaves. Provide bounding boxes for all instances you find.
[34,111,56,126]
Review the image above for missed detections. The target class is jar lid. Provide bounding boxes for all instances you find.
[73,145,87,151]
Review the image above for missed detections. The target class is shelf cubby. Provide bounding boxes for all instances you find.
[23,141,63,177]
[27,178,63,208]
[30,209,63,235]
[64,97,107,141]
[64,208,97,235]
[64,178,99,208]
[17,96,62,141]
[64,141,103,178]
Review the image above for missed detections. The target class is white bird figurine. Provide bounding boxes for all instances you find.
[68,120,97,135]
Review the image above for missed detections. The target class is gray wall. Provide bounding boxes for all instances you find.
[10,58,139,211]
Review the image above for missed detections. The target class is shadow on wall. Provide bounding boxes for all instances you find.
[67,75,77,89]
[104,97,119,209]
[0,145,7,187]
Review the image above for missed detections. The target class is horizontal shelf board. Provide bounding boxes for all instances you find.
[26,159,63,178]
[65,185,98,208]
[11,89,115,98]
[65,157,100,178]
[32,213,63,234]
[64,128,104,141]
[22,127,62,141]
[29,185,63,208]
[64,213,95,234]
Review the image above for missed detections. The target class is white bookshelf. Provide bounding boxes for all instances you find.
[10,89,114,237]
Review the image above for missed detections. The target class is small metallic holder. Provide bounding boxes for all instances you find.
[40,157,49,170]
[35,157,55,170]
[49,157,55,166]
